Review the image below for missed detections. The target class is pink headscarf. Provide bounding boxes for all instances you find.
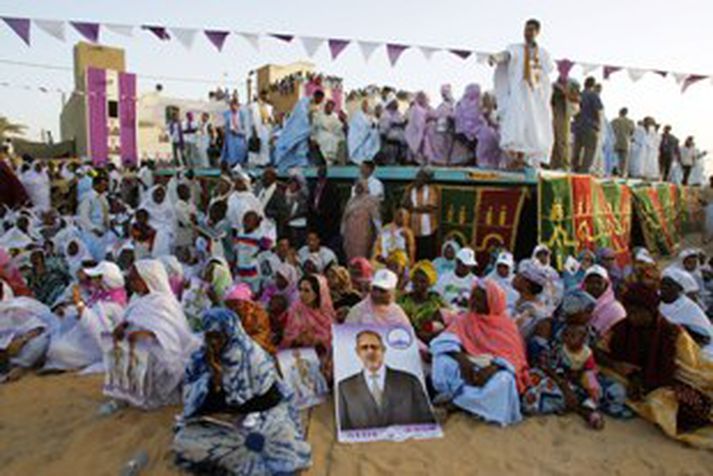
[281,275,335,350]
[0,247,31,297]
[446,279,530,393]
[348,257,373,281]
[587,280,627,336]
[454,84,484,141]
[225,282,253,302]
[404,92,435,163]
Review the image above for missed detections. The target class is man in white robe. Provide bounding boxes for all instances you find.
[347,100,381,165]
[312,100,345,165]
[20,162,52,213]
[77,175,110,260]
[491,19,554,169]
[248,91,274,167]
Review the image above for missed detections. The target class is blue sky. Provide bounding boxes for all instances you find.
[1,0,712,156]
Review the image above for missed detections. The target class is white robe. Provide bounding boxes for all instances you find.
[312,111,345,164]
[629,125,647,178]
[643,130,661,180]
[227,191,263,230]
[347,110,381,164]
[140,188,177,258]
[660,296,713,359]
[20,169,51,212]
[248,101,274,166]
[493,43,554,166]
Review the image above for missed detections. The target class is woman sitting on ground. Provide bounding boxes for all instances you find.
[398,260,448,344]
[173,308,311,475]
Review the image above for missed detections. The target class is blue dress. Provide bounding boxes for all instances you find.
[273,98,311,172]
[221,109,250,167]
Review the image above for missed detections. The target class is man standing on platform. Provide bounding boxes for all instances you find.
[167,110,184,167]
[221,98,250,169]
[490,19,554,170]
[402,168,439,260]
[572,77,603,174]
[659,125,680,182]
[610,108,635,177]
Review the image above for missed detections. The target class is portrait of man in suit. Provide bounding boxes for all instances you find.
[337,329,436,431]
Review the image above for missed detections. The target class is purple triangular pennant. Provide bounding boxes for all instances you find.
[71,21,100,43]
[270,33,294,43]
[386,43,409,66]
[603,65,622,80]
[205,30,229,51]
[556,59,575,82]
[143,25,170,41]
[449,49,472,60]
[654,70,668,78]
[2,17,30,46]
[682,74,707,93]
[328,39,350,60]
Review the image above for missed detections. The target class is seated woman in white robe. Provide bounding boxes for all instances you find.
[44,261,127,372]
[311,100,345,165]
[430,279,529,426]
[105,259,200,408]
[140,185,176,258]
[0,283,60,381]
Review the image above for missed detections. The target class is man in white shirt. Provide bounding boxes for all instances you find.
[351,160,384,201]
[680,136,707,185]
[298,231,337,271]
[435,247,479,310]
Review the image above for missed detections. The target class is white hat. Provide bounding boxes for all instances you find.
[495,251,514,268]
[663,267,699,294]
[456,247,477,267]
[584,264,609,281]
[635,248,656,265]
[84,261,125,289]
[371,268,398,291]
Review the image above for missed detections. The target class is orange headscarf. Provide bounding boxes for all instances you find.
[446,279,530,393]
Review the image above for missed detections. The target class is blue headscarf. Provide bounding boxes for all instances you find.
[183,307,278,417]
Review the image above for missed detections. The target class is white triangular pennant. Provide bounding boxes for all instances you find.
[240,32,260,51]
[419,46,440,60]
[580,63,599,75]
[171,27,197,49]
[300,36,324,58]
[357,41,380,62]
[476,52,490,64]
[105,23,134,37]
[627,68,647,82]
[34,19,65,42]
[673,72,688,84]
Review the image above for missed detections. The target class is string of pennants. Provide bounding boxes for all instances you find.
[1,15,710,93]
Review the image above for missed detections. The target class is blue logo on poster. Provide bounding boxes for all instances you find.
[386,326,412,349]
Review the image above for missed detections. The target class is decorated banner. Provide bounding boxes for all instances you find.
[681,186,703,234]
[471,187,528,269]
[630,183,681,255]
[438,185,477,250]
[539,174,632,270]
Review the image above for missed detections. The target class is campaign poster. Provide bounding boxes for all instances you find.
[276,347,329,409]
[333,324,442,443]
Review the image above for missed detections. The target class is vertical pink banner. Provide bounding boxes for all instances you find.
[119,72,137,167]
[87,67,108,166]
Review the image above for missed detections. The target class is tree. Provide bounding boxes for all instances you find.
[0,116,26,141]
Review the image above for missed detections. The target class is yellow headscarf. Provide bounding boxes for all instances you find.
[386,249,409,270]
[411,260,437,287]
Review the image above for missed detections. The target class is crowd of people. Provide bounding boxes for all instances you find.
[2,138,713,473]
[161,19,707,186]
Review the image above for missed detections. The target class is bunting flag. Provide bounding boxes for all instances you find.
[682,74,707,93]
[603,65,622,80]
[556,59,574,82]
[626,68,647,82]
[654,70,668,78]
[105,23,133,37]
[449,49,472,60]
[328,39,350,60]
[386,43,409,66]
[357,41,380,62]
[204,30,229,51]
[143,25,170,41]
[171,27,197,49]
[239,32,260,51]
[471,187,528,270]
[34,19,65,42]
[70,21,100,43]
[270,33,294,43]
[580,63,599,76]
[2,17,31,46]
[475,52,490,64]
[672,72,688,84]
[420,46,440,60]
[301,36,324,58]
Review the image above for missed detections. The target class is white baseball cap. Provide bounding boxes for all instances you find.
[456,247,477,267]
[495,251,514,268]
[84,261,125,289]
[371,268,398,291]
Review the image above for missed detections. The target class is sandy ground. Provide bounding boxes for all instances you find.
[1,373,713,476]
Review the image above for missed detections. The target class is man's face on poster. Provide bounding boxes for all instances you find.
[356,332,385,373]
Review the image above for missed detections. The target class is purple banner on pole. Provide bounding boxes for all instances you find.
[270,33,294,43]
[71,21,100,43]
[87,67,108,166]
[328,39,350,59]
[449,49,472,60]
[204,30,229,51]
[556,59,574,82]
[143,25,170,40]
[603,65,622,80]
[2,17,30,46]
[386,43,409,66]
[119,72,137,167]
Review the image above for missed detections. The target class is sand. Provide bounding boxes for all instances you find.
[1,373,713,476]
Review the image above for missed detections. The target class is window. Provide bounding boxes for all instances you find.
[108,100,118,118]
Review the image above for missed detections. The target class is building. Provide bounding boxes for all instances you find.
[60,42,138,166]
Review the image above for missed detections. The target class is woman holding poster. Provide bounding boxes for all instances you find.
[430,279,529,426]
